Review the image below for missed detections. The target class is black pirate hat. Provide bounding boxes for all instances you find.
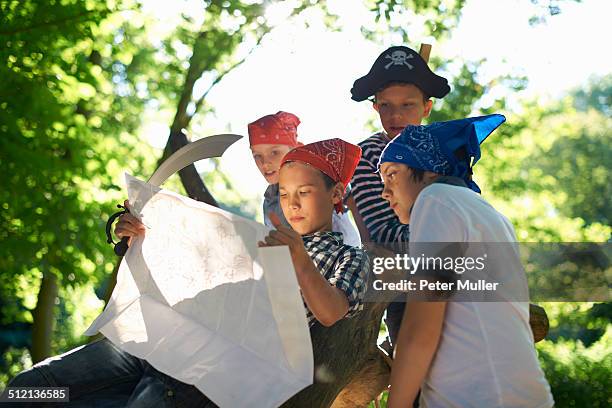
[351,46,450,101]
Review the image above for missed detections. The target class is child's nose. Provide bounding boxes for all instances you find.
[390,107,402,118]
[381,185,392,200]
[289,194,300,209]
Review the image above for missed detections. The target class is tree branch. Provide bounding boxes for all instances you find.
[190,29,270,119]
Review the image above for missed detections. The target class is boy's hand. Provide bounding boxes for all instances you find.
[114,200,146,246]
[259,213,349,327]
[258,212,311,273]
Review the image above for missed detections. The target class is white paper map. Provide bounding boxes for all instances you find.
[85,174,313,408]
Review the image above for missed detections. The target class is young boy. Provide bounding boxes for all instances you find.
[249,111,361,247]
[8,139,369,407]
[258,138,368,326]
[379,115,554,408]
[349,45,451,346]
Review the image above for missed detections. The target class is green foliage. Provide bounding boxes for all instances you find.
[534,110,610,226]
[545,303,611,347]
[473,75,610,407]
[0,347,32,390]
[0,0,159,366]
[536,308,611,407]
[428,59,527,123]
[477,95,611,238]
[363,0,467,42]
[571,74,611,116]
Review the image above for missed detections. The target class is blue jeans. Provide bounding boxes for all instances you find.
[7,338,216,407]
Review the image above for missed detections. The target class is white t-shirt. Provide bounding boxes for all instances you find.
[409,183,554,408]
[332,211,361,247]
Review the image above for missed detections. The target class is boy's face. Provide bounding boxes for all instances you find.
[373,83,433,138]
[250,144,294,185]
[278,162,342,235]
[380,162,435,224]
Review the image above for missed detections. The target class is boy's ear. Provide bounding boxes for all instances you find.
[424,171,439,184]
[332,182,344,205]
[423,99,433,118]
[372,102,380,113]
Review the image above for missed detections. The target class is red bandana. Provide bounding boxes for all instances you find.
[280,138,361,213]
[248,111,301,147]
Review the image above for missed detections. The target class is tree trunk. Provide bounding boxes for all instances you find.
[162,130,218,205]
[30,270,58,363]
[281,300,389,407]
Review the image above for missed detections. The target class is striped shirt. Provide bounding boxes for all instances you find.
[351,132,410,243]
[302,231,369,326]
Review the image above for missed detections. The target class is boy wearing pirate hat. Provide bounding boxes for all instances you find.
[9,138,369,406]
[379,115,554,407]
[349,45,450,347]
[248,112,360,247]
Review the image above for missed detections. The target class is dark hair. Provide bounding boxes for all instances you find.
[371,81,430,103]
[454,146,467,162]
[407,167,426,182]
[453,146,474,181]
[319,171,339,190]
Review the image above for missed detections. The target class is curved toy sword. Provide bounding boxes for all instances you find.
[148,133,242,187]
[107,133,243,255]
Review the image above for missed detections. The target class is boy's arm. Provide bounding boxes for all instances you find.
[388,189,464,406]
[296,244,368,325]
[259,214,352,327]
[387,301,446,408]
[293,254,350,327]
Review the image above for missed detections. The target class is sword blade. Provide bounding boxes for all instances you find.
[147,134,243,187]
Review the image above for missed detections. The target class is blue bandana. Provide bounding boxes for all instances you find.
[378,114,506,193]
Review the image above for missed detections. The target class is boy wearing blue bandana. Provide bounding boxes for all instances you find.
[379,115,554,408]
[349,45,451,347]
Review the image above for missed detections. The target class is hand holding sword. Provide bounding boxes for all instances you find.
[105,134,242,256]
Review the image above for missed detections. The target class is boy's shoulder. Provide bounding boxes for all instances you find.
[416,183,480,209]
[415,183,512,230]
[338,241,369,263]
[303,232,368,263]
[358,132,389,163]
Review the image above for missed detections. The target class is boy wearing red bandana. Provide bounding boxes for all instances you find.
[248,112,361,247]
[258,138,369,326]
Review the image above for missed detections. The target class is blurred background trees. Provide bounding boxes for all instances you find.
[1,0,609,406]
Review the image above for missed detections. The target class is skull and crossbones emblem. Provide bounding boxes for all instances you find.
[384,50,414,70]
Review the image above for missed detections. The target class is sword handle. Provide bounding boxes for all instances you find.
[114,237,129,256]
[105,204,130,257]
